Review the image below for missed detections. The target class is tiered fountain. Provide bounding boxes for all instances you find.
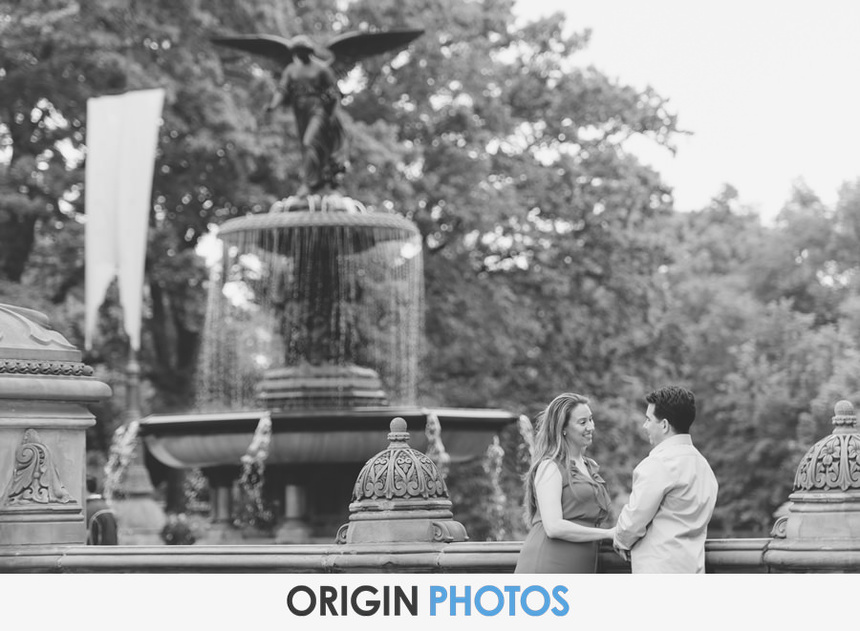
[138,29,515,541]
[138,197,516,540]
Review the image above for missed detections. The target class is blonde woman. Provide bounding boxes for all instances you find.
[515,393,615,573]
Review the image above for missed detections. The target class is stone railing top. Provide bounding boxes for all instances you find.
[0,539,773,574]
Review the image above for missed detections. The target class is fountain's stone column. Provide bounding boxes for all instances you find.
[336,417,467,545]
[765,400,860,571]
[275,483,312,543]
[0,304,111,545]
[200,465,242,543]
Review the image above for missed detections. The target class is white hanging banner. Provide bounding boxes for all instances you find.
[84,96,120,351]
[84,88,165,351]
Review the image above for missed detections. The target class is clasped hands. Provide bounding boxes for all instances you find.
[613,539,631,563]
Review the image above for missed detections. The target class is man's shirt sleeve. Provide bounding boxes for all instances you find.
[614,456,672,550]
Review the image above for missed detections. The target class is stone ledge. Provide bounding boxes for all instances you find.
[0,539,772,573]
[0,375,112,402]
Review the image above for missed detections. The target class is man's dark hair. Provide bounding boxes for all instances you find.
[86,475,98,494]
[646,386,696,434]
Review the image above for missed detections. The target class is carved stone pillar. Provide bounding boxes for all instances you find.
[0,304,111,545]
[766,400,860,571]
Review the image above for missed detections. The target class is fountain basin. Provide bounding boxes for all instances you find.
[140,407,517,469]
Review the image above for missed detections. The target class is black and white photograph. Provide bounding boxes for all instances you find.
[1,1,859,626]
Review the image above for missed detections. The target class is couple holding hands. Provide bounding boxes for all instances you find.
[515,386,719,574]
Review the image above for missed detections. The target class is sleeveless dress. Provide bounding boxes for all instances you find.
[515,458,611,573]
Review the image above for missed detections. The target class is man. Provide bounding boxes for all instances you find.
[613,386,718,573]
[85,475,118,545]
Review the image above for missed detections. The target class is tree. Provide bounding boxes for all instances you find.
[652,182,860,535]
[748,181,843,325]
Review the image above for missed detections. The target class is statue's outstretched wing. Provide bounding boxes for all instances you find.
[326,29,424,77]
[211,35,296,66]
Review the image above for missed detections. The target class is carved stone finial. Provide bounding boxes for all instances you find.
[352,417,446,502]
[387,416,410,444]
[336,416,467,544]
[832,400,857,433]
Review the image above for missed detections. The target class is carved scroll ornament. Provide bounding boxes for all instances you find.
[3,429,74,506]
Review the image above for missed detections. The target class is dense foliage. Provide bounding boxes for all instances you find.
[3,0,860,538]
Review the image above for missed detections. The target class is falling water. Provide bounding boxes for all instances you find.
[102,420,140,501]
[517,414,535,462]
[183,468,209,512]
[195,209,423,410]
[424,410,450,480]
[482,435,508,541]
[236,412,274,528]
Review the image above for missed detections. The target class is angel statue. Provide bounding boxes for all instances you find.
[213,29,423,200]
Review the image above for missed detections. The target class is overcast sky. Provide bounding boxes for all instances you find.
[513,0,860,220]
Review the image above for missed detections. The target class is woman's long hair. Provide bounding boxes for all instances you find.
[523,393,590,524]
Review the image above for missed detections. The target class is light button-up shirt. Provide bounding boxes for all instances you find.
[614,434,718,573]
